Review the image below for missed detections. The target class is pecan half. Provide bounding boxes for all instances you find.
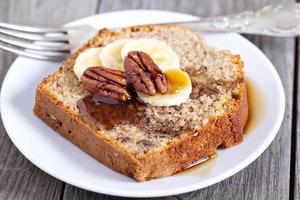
[124,51,168,96]
[81,67,131,104]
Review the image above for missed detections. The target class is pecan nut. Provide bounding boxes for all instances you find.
[124,51,168,96]
[81,67,131,104]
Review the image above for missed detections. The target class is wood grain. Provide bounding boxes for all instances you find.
[0,0,98,199]
[62,0,295,199]
[294,37,299,200]
[99,0,286,16]
[62,186,179,200]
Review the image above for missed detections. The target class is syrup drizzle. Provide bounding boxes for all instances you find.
[244,78,265,134]
[176,78,265,176]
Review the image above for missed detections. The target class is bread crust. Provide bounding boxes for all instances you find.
[34,25,248,181]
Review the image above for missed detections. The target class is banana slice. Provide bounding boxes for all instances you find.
[73,47,102,79]
[99,39,131,71]
[137,69,192,106]
[121,39,180,71]
[74,40,191,106]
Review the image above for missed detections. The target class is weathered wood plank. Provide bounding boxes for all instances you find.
[294,37,299,200]
[0,0,98,199]
[60,0,295,199]
[62,186,178,200]
[99,0,286,16]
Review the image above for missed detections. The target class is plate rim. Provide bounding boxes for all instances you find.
[0,10,285,198]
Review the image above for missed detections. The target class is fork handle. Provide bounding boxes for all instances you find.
[184,4,300,37]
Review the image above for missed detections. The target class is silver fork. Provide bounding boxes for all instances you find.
[0,3,299,62]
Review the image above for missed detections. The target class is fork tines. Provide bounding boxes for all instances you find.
[0,23,70,61]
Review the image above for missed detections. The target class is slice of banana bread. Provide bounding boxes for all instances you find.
[34,25,248,181]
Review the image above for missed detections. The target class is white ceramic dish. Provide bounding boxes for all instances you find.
[0,10,285,198]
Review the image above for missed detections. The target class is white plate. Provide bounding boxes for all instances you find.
[0,10,285,198]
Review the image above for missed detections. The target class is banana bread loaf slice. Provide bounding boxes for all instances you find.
[34,25,248,181]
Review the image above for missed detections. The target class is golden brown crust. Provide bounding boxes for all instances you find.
[34,85,140,178]
[34,24,248,181]
[133,80,248,181]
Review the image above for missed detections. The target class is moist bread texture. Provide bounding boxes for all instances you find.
[34,25,248,181]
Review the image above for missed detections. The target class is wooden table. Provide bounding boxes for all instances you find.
[0,0,299,199]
